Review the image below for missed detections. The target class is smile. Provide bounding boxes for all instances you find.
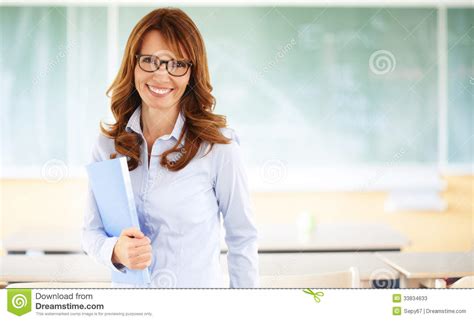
[147,84,174,97]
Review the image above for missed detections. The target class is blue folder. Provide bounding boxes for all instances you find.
[86,157,151,285]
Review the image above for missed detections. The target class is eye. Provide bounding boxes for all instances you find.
[141,56,152,63]
[167,60,178,70]
[176,61,187,68]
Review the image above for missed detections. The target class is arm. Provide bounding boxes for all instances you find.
[81,135,125,273]
[82,187,125,273]
[213,131,259,288]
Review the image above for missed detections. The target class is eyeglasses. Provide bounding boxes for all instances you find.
[135,54,192,77]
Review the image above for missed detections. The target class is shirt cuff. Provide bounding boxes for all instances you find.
[100,236,126,274]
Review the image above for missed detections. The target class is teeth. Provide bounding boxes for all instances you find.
[148,85,172,95]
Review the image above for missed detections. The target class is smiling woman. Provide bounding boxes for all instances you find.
[102,8,230,171]
[81,7,259,288]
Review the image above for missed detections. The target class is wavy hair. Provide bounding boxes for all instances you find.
[101,8,230,171]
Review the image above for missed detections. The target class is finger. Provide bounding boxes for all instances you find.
[138,257,152,269]
[130,237,151,247]
[131,261,151,270]
[120,227,144,239]
[128,244,152,258]
[130,253,152,265]
[134,244,152,256]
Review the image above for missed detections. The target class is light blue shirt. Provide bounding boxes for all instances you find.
[82,107,259,288]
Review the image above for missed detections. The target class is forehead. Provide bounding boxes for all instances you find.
[139,29,188,59]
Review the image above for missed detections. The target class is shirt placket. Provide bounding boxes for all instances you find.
[141,139,167,236]
[139,139,155,235]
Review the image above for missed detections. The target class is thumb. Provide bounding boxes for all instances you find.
[120,227,144,239]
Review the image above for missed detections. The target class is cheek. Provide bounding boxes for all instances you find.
[134,67,144,86]
[134,70,141,91]
[176,76,190,93]
[134,69,151,98]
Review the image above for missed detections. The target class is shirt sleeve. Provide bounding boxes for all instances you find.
[81,135,125,273]
[213,130,259,288]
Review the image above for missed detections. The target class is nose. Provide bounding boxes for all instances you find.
[154,61,168,74]
[152,63,171,82]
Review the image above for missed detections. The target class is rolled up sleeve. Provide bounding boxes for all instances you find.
[213,131,259,288]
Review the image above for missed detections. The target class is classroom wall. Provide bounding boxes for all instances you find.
[1,176,472,253]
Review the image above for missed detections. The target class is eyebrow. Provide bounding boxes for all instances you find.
[139,53,188,60]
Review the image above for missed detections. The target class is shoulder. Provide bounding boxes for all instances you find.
[90,132,116,162]
[219,127,240,144]
[212,127,241,154]
[208,127,244,165]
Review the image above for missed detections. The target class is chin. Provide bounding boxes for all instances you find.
[147,101,178,111]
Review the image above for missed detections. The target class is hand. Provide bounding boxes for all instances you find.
[111,227,152,270]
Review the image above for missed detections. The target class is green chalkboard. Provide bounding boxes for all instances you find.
[447,9,473,163]
[120,7,442,166]
[1,6,471,170]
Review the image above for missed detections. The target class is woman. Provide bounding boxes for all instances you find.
[82,8,259,288]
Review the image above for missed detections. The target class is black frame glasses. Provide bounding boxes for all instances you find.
[135,54,192,77]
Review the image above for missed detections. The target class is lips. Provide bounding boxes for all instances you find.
[147,84,174,97]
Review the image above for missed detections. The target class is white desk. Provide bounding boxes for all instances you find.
[3,228,82,253]
[1,252,399,288]
[224,222,409,252]
[376,252,474,288]
[0,255,109,283]
[224,252,399,288]
[2,223,409,254]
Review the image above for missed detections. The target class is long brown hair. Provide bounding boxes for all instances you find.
[102,8,230,171]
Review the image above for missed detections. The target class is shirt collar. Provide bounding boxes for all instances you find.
[126,106,186,147]
[169,111,185,143]
[126,107,142,135]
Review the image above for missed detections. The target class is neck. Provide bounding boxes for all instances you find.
[141,104,180,142]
